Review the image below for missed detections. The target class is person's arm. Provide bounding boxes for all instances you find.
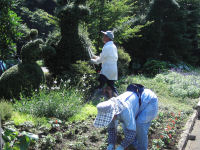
[116,109,137,149]
[107,120,118,150]
[116,129,136,149]
[91,46,109,64]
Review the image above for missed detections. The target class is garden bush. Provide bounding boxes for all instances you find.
[155,71,200,98]
[0,101,13,121]
[0,29,45,99]
[14,88,83,120]
[142,60,168,77]
[44,0,91,78]
[118,47,131,78]
[67,60,98,94]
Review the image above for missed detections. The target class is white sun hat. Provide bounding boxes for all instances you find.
[93,97,127,128]
[101,30,114,40]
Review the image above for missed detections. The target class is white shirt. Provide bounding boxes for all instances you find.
[91,41,118,80]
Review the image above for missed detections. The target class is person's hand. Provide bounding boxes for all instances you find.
[107,144,114,150]
[90,59,96,64]
[91,54,97,59]
[115,145,124,150]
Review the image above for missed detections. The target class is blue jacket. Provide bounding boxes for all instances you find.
[117,89,158,131]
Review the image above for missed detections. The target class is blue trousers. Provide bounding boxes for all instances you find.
[132,122,151,150]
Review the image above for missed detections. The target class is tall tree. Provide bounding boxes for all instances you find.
[86,0,143,51]
[177,0,200,65]
[0,0,22,60]
[123,0,197,69]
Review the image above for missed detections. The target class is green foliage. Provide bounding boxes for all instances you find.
[22,0,56,15]
[0,101,13,121]
[177,0,200,65]
[123,0,200,68]
[86,0,143,50]
[67,60,98,94]
[3,127,35,150]
[43,1,92,78]
[0,63,44,99]
[17,6,58,39]
[68,104,97,122]
[142,60,168,77]
[117,47,131,77]
[21,39,43,63]
[155,71,200,99]
[14,87,83,120]
[11,112,49,127]
[0,28,46,99]
[0,0,22,59]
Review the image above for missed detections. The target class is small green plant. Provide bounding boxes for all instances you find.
[0,101,13,121]
[2,128,35,150]
[14,87,83,120]
[41,134,56,150]
[151,139,165,150]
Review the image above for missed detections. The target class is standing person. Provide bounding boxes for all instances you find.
[90,30,118,97]
[93,84,158,150]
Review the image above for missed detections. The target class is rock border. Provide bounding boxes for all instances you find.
[177,99,200,150]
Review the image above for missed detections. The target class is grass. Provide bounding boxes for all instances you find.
[68,104,97,122]
[5,69,199,133]
[66,70,199,126]
[11,111,50,127]
[3,69,199,150]
[116,72,199,113]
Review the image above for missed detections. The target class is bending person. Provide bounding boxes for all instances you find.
[93,84,158,150]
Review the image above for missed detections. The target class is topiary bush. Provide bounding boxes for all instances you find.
[0,29,45,99]
[142,59,168,77]
[43,0,91,78]
[118,47,131,78]
[0,101,13,121]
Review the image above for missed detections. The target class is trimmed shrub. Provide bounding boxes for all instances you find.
[0,29,45,99]
[118,47,131,78]
[0,101,13,121]
[44,0,91,78]
[14,88,83,120]
[142,60,168,77]
[0,63,44,99]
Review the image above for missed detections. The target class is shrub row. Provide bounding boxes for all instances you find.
[14,87,83,120]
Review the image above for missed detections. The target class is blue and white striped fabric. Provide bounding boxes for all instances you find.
[94,97,127,128]
[107,89,158,149]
